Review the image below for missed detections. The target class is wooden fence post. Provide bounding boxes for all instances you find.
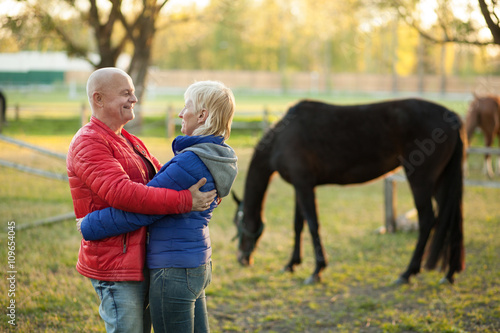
[165,105,176,138]
[0,92,4,133]
[384,177,397,233]
[15,104,20,121]
[0,100,3,134]
[80,103,89,126]
[261,107,269,131]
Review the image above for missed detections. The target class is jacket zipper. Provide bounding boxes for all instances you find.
[133,144,158,180]
[118,138,149,255]
[122,234,127,253]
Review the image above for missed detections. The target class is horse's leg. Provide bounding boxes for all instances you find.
[283,199,305,273]
[497,134,500,175]
[484,151,494,178]
[482,128,495,178]
[294,186,327,284]
[396,184,435,284]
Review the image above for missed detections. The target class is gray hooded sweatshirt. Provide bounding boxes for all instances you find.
[183,143,238,198]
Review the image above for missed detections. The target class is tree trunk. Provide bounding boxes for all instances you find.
[124,2,161,132]
[89,0,126,69]
[126,48,152,132]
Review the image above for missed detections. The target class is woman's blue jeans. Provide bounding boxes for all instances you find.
[90,274,151,333]
[149,261,212,333]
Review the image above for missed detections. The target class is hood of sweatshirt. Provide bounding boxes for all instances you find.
[173,135,238,198]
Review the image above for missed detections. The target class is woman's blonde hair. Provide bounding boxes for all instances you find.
[185,81,235,140]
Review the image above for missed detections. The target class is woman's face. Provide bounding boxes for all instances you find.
[179,99,201,136]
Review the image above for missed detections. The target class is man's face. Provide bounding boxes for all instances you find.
[101,74,137,125]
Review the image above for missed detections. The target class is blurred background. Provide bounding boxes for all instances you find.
[1,1,499,332]
[1,0,499,226]
[0,0,499,101]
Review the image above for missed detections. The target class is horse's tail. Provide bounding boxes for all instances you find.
[425,121,465,276]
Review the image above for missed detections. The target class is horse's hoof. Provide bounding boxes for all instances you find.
[281,266,294,273]
[392,276,409,286]
[438,277,453,285]
[304,275,320,285]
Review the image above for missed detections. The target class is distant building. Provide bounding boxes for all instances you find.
[0,51,93,85]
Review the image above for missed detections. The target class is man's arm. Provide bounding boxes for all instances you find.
[189,178,217,211]
[79,171,216,240]
[76,178,215,238]
[70,134,215,214]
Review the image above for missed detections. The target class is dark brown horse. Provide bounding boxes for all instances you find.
[465,94,500,177]
[233,98,466,285]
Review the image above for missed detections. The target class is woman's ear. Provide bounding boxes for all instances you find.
[198,109,209,123]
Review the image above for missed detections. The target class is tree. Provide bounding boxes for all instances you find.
[118,0,172,128]
[377,0,500,91]
[389,0,499,46]
[120,0,209,105]
[1,0,212,129]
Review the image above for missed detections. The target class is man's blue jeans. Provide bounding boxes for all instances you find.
[90,274,151,333]
[149,261,212,333]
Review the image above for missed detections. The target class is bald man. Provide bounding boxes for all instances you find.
[67,68,216,333]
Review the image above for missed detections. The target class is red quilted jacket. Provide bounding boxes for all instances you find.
[67,117,191,281]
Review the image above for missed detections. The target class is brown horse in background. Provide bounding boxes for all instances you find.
[465,94,500,177]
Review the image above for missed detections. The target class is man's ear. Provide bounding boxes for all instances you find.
[93,92,104,107]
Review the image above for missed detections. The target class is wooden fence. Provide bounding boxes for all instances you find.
[65,70,500,95]
[2,106,499,230]
[162,106,273,137]
[148,71,500,95]
[0,134,74,230]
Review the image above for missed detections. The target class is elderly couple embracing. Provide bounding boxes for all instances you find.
[67,67,238,333]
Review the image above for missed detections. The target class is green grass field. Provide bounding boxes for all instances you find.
[0,90,498,332]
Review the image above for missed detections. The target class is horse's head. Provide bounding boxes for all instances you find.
[232,191,264,266]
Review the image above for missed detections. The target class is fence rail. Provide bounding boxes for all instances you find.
[2,120,499,230]
[2,103,278,135]
[15,212,76,231]
[466,146,500,155]
[0,134,67,160]
[0,159,68,181]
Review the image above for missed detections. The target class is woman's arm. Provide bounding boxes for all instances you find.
[80,206,163,241]
[80,155,207,241]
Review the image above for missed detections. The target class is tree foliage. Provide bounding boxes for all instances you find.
[149,0,499,75]
[2,0,211,104]
[2,0,500,87]
[387,0,499,46]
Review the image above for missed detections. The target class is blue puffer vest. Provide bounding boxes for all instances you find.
[80,135,238,269]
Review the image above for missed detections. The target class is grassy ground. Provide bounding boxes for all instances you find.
[0,91,498,332]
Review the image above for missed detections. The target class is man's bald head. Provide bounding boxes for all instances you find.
[85,68,137,132]
[86,67,131,102]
